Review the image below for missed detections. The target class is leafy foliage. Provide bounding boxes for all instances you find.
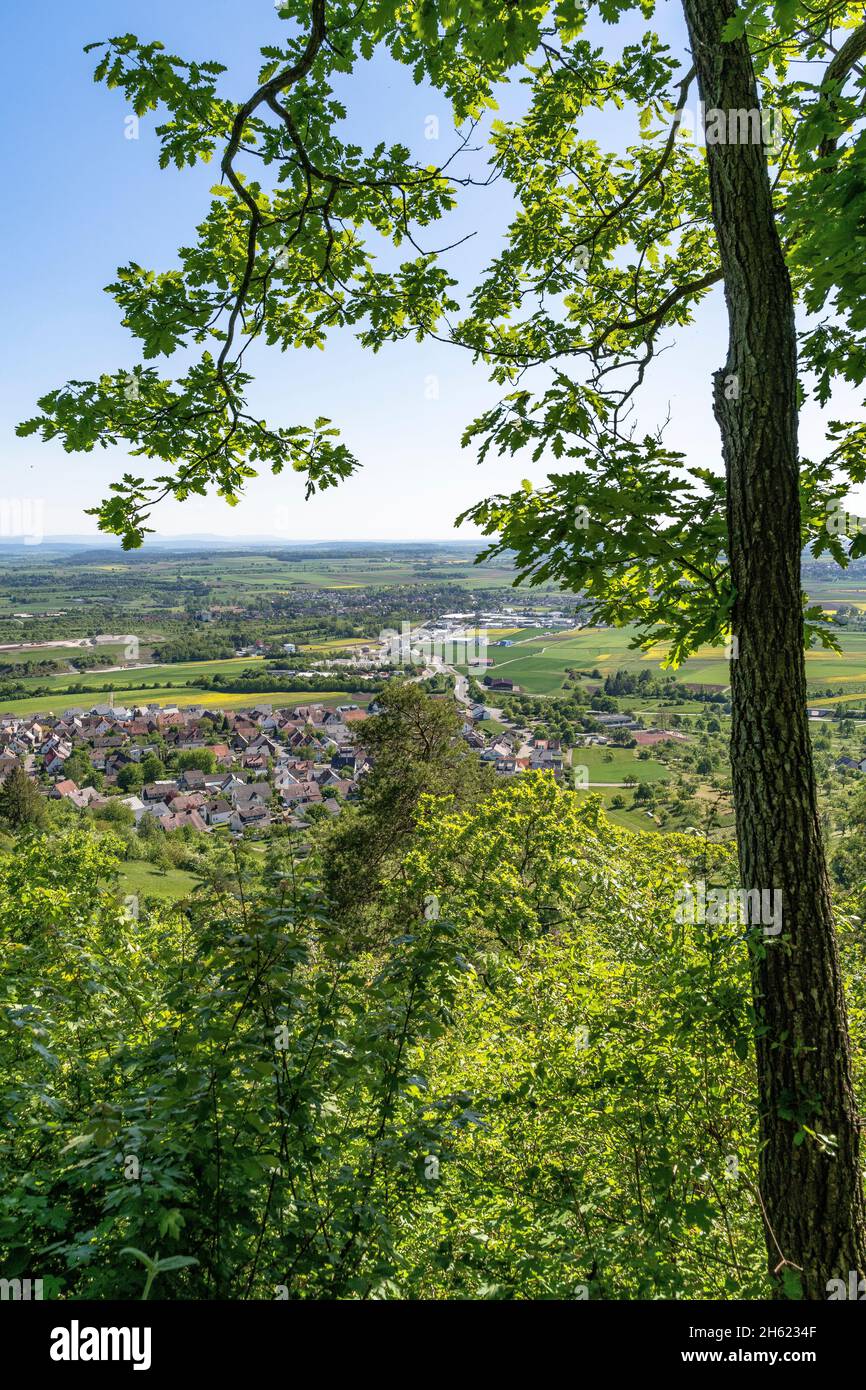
[9,774,859,1298]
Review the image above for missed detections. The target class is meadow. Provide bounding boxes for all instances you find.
[572,745,671,783]
[118,860,203,901]
[571,786,670,834]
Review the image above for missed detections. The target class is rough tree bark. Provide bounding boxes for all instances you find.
[681,0,866,1297]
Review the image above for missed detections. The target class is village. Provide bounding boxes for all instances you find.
[0,684,581,839]
[0,700,370,835]
[3,604,863,851]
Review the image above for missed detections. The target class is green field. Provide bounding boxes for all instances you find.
[175,554,523,592]
[572,746,671,783]
[457,626,866,697]
[572,786,669,834]
[478,717,508,734]
[0,547,554,630]
[117,861,203,901]
[459,627,731,692]
[809,580,866,611]
[802,632,866,682]
[1,655,270,695]
[304,637,371,652]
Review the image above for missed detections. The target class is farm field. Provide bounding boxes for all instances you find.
[631,699,721,717]
[457,626,730,691]
[0,644,377,716]
[809,580,866,611]
[0,546,542,635]
[457,625,866,696]
[802,631,866,682]
[0,688,361,717]
[808,691,866,707]
[198,557,525,591]
[3,656,272,695]
[303,637,371,653]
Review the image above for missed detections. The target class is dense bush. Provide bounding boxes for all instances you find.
[1,780,864,1299]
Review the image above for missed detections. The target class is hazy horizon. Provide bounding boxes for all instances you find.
[0,533,491,547]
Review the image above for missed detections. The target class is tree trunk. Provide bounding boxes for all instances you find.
[681,0,866,1297]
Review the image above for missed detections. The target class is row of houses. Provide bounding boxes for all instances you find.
[463,727,566,777]
[460,712,690,778]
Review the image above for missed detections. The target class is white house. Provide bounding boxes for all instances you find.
[119,795,147,824]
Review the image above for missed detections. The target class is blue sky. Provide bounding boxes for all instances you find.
[1,1,860,541]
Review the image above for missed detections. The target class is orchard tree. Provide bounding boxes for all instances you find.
[18,0,866,1294]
